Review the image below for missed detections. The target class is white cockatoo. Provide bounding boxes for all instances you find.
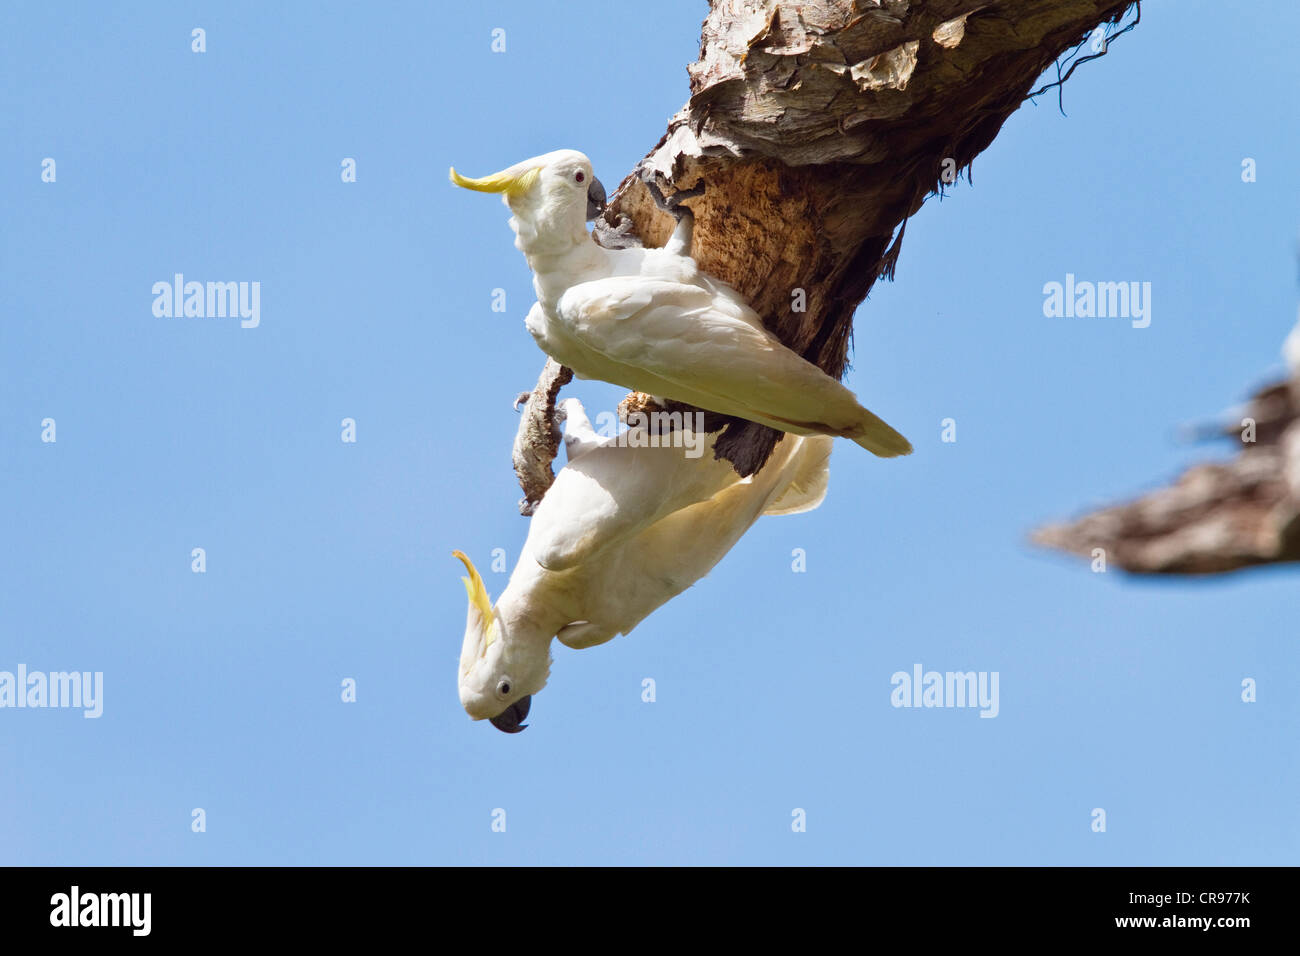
[453,399,833,732]
[449,149,912,459]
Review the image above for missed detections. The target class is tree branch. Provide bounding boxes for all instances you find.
[516,0,1140,500]
[512,359,573,516]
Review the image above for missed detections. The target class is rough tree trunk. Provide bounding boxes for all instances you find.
[515,0,1139,512]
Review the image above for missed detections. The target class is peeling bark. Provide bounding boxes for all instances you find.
[517,0,1140,500]
[512,359,573,516]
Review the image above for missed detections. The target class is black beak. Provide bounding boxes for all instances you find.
[586,176,607,221]
[489,695,531,733]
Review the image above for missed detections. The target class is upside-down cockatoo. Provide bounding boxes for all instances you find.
[449,149,911,459]
[453,399,833,732]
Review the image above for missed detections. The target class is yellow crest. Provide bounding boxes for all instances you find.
[448,164,541,196]
[453,550,497,650]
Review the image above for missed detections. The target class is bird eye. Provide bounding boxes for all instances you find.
[575,170,585,183]
[496,679,512,697]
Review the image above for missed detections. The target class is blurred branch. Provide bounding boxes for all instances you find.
[1032,377,1300,574]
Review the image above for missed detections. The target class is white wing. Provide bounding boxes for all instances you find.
[561,434,834,639]
[525,428,739,572]
[553,276,910,456]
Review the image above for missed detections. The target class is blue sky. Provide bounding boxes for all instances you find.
[1,1,1297,865]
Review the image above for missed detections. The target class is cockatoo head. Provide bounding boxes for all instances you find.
[449,149,606,245]
[452,550,550,733]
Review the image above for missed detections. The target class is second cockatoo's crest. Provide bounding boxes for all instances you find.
[452,549,551,733]
[453,549,497,674]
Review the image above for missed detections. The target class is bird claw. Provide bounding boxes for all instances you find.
[513,390,532,411]
[645,177,704,220]
[591,213,641,249]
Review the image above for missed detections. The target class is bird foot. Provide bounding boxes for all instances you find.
[592,214,639,249]
[513,390,532,411]
[644,177,704,220]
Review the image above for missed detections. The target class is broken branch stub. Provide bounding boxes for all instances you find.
[512,359,573,516]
